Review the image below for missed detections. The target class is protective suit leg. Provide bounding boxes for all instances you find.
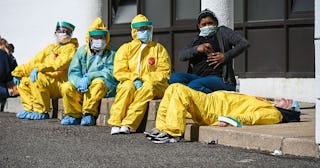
[155,84,211,137]
[121,81,167,130]
[108,80,136,127]
[61,82,83,119]
[82,79,107,117]
[32,75,63,114]
[17,77,34,112]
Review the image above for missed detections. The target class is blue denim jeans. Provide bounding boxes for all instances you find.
[0,82,9,101]
[169,72,235,93]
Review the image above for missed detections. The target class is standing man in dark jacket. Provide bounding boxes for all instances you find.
[169,9,249,93]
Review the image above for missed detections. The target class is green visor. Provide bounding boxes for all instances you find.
[131,21,153,29]
[56,21,75,31]
[89,30,108,36]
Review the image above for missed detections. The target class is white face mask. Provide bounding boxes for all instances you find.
[90,39,106,51]
[56,32,71,44]
[199,26,218,37]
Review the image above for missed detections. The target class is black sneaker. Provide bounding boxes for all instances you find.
[144,128,160,140]
[151,132,180,144]
[152,137,179,144]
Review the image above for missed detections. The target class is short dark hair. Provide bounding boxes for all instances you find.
[197,9,219,25]
[8,43,14,53]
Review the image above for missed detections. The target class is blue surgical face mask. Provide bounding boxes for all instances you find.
[199,25,218,37]
[137,30,151,43]
[90,39,106,51]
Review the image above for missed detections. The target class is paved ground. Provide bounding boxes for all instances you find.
[1,112,320,168]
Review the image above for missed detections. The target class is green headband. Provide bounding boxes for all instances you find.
[131,21,152,28]
[56,21,75,31]
[89,30,108,36]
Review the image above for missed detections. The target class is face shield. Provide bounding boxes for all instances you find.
[89,30,108,52]
[136,25,153,43]
[55,26,73,44]
[132,21,153,43]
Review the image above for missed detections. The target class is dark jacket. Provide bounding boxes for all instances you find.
[0,49,11,83]
[179,26,249,86]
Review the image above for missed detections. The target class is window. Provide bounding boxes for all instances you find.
[111,0,137,24]
[144,0,170,28]
[247,0,285,21]
[292,0,314,13]
[175,0,200,20]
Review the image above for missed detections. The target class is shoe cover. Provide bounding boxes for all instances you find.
[16,111,32,119]
[111,126,120,135]
[61,115,81,125]
[28,112,49,120]
[119,126,130,134]
[80,115,96,126]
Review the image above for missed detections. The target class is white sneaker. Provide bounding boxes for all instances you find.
[119,126,130,134]
[111,126,120,135]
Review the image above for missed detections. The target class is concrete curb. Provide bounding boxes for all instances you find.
[198,126,319,158]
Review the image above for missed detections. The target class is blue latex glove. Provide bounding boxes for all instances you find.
[134,79,143,90]
[76,76,90,93]
[292,100,300,111]
[13,76,20,85]
[30,68,38,83]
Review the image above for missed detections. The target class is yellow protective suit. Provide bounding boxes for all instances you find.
[61,17,118,118]
[156,83,283,137]
[12,38,79,113]
[108,14,171,130]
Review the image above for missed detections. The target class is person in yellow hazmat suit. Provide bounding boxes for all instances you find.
[108,14,171,134]
[12,21,78,120]
[60,17,118,126]
[146,83,301,143]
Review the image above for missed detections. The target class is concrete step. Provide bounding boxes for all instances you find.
[198,108,319,158]
[2,97,24,113]
[55,98,195,141]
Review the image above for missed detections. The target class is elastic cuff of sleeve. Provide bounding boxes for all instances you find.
[192,46,198,55]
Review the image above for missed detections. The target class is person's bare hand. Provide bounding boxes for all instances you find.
[275,98,293,110]
[197,43,214,54]
[218,121,229,127]
[207,52,225,69]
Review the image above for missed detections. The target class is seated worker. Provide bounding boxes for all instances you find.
[146,83,301,143]
[108,14,171,134]
[0,37,18,111]
[12,21,78,120]
[60,17,118,126]
[169,9,249,93]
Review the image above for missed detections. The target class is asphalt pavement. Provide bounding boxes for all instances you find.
[1,112,320,168]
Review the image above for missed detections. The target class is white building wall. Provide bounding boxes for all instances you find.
[241,78,315,103]
[202,0,234,29]
[0,0,106,65]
